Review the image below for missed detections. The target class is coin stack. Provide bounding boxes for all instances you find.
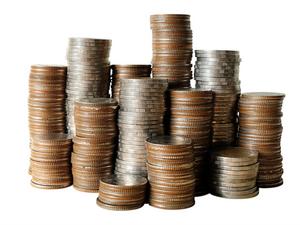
[115,78,168,177]
[194,50,241,146]
[72,98,118,192]
[97,174,148,210]
[146,135,195,209]
[210,147,259,199]
[111,65,151,102]
[238,92,285,188]
[150,14,192,88]
[168,88,213,196]
[28,65,67,136]
[66,38,112,134]
[29,133,72,189]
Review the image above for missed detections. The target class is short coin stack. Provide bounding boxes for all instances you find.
[146,135,195,209]
[66,38,112,134]
[168,88,213,196]
[29,134,72,189]
[115,78,168,177]
[194,50,241,146]
[150,14,192,88]
[238,92,285,188]
[28,65,67,136]
[97,174,148,210]
[210,147,259,198]
[72,98,118,192]
[111,65,151,102]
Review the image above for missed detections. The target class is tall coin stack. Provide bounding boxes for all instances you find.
[66,38,112,134]
[210,147,259,198]
[168,88,213,196]
[238,92,285,188]
[28,65,67,136]
[150,14,193,88]
[30,134,73,189]
[72,98,118,192]
[97,174,148,210]
[111,65,151,102]
[146,136,195,209]
[194,50,241,146]
[115,78,168,177]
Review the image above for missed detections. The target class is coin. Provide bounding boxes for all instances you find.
[237,92,285,188]
[146,135,195,209]
[150,14,192,88]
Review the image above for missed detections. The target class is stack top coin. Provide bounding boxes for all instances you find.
[211,147,258,161]
[146,135,192,147]
[69,37,112,46]
[111,64,151,69]
[170,88,213,96]
[75,98,118,107]
[31,64,67,70]
[101,174,148,188]
[241,92,285,99]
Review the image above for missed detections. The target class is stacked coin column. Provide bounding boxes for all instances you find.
[115,78,168,177]
[111,65,151,102]
[194,50,241,146]
[72,98,118,192]
[238,92,285,188]
[66,38,112,134]
[97,174,148,211]
[146,136,195,209]
[28,65,67,136]
[210,147,259,198]
[29,134,73,189]
[151,14,193,88]
[168,89,213,196]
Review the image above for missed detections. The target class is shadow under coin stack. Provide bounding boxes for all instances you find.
[115,78,168,177]
[28,65,67,136]
[29,134,72,189]
[238,92,285,188]
[72,98,118,192]
[111,65,151,102]
[150,14,192,88]
[168,88,213,196]
[66,38,111,134]
[194,50,241,146]
[210,147,259,198]
[97,174,147,210]
[146,135,195,209]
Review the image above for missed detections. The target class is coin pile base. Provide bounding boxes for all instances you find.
[151,14,192,88]
[111,65,151,102]
[115,78,168,177]
[66,38,112,134]
[194,50,241,146]
[146,135,195,209]
[238,92,285,188]
[72,98,118,192]
[210,147,259,199]
[28,65,67,136]
[97,174,147,210]
[168,88,213,196]
[29,133,72,189]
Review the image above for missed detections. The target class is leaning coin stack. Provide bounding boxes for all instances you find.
[66,38,112,134]
[72,98,118,192]
[238,92,285,188]
[28,65,67,136]
[168,88,213,196]
[150,14,193,88]
[115,78,168,177]
[111,65,151,102]
[146,135,195,209]
[29,134,72,189]
[210,147,259,199]
[194,50,241,146]
[97,174,148,210]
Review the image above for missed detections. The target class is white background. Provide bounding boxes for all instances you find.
[0,0,299,224]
